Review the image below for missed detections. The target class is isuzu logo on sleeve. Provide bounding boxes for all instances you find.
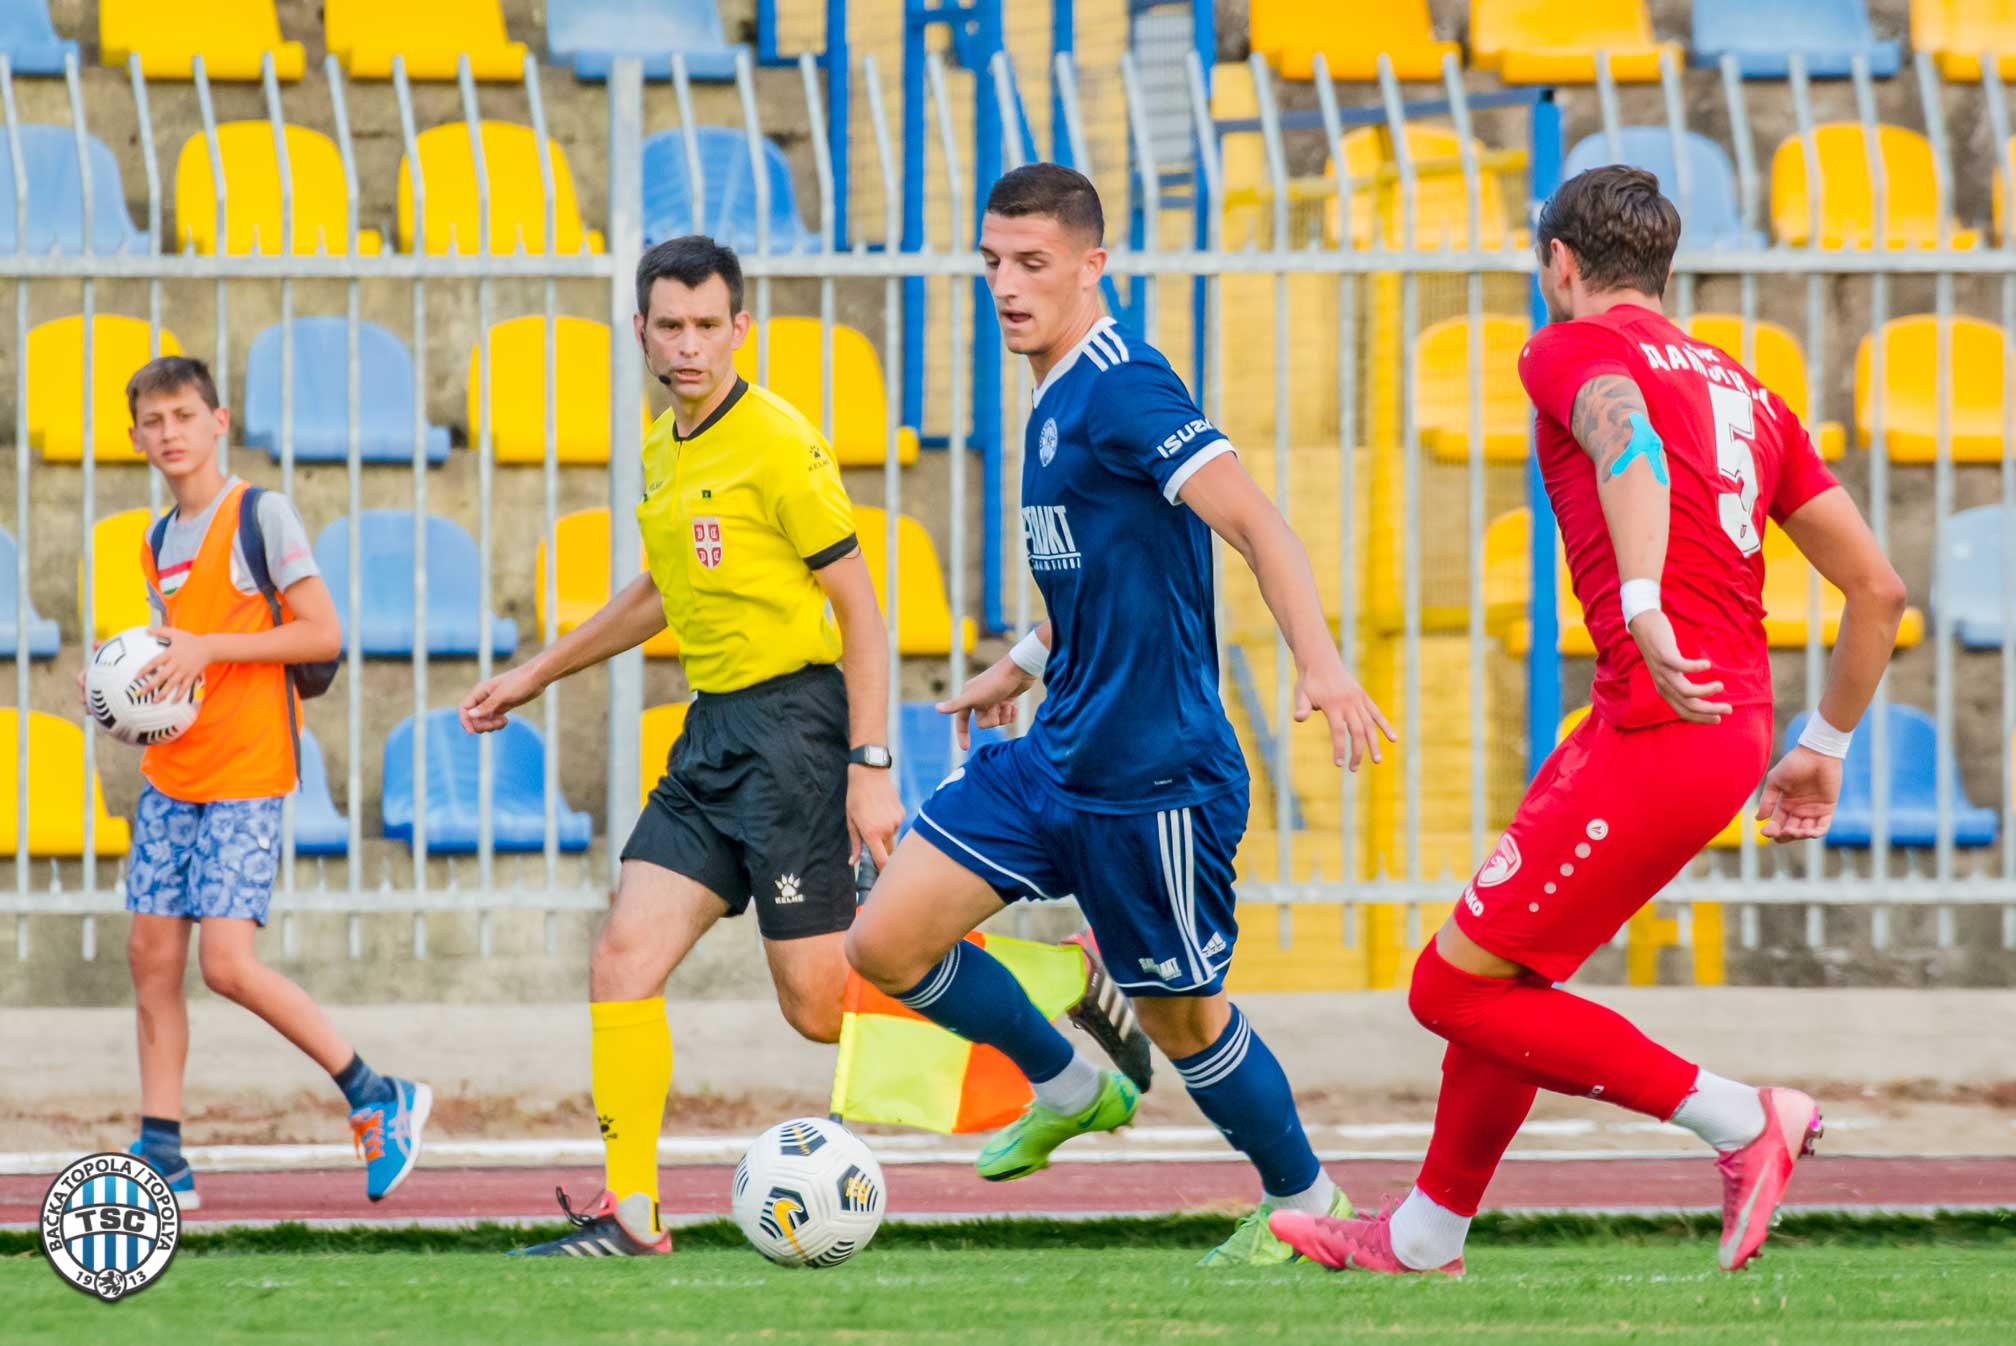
[41,1151,180,1301]
[691,516,725,569]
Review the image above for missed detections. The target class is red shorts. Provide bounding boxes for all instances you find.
[1454,705,1772,983]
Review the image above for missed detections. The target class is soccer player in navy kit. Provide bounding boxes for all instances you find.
[845,164,1396,1265]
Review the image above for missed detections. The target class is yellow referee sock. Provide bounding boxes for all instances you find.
[590,996,672,1226]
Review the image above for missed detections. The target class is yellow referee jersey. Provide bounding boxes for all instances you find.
[637,378,860,694]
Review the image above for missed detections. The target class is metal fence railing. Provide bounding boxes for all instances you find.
[5,41,2015,975]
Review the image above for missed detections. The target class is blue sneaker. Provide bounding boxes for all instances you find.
[126,1139,201,1210]
[349,1078,431,1202]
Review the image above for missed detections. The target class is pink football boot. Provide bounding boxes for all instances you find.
[1268,1201,1465,1277]
[1716,1087,1823,1272]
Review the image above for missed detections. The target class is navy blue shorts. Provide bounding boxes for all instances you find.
[912,738,1248,997]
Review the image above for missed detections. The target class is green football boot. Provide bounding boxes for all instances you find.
[974,1069,1139,1182]
[1198,1186,1355,1268]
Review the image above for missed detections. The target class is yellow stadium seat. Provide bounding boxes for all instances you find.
[1470,0,1679,83]
[1416,315,1531,463]
[1984,135,2016,241]
[1912,0,2016,80]
[1770,125,1978,250]
[1758,523,1924,649]
[1485,509,1596,656]
[1855,315,2009,462]
[1332,125,1517,251]
[173,124,383,256]
[852,506,974,656]
[532,507,678,659]
[639,702,690,809]
[0,710,131,856]
[84,508,155,641]
[733,319,920,467]
[1253,0,1459,80]
[398,123,603,256]
[1683,315,1845,459]
[1247,0,1288,61]
[28,316,183,464]
[101,0,304,81]
[325,0,527,80]
[469,317,648,465]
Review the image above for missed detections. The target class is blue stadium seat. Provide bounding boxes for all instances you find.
[313,512,519,658]
[1561,128,1762,249]
[0,2,78,75]
[381,708,591,853]
[1937,505,2016,650]
[1692,0,1899,79]
[0,525,59,659]
[1785,706,1997,847]
[290,729,350,855]
[641,127,820,254]
[547,0,743,82]
[897,701,1005,820]
[0,125,149,255]
[241,318,450,465]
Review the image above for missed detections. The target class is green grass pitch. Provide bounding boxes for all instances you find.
[6,1215,2013,1345]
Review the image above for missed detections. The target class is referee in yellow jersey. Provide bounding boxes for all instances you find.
[459,237,905,1256]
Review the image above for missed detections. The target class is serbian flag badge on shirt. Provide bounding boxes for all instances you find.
[154,559,195,597]
[691,516,723,568]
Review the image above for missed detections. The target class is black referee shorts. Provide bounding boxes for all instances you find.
[620,662,854,941]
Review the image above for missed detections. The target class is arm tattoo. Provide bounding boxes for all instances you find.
[1567,374,1662,483]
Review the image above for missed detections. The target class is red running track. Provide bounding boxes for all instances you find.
[5,1157,2013,1226]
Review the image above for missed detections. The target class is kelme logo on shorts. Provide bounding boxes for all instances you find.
[1476,833,1521,888]
[41,1151,180,1302]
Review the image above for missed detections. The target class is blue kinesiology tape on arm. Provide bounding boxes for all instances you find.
[1607,412,1669,487]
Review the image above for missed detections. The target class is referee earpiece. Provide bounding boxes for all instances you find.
[640,338,674,387]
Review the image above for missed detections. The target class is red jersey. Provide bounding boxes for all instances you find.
[1517,303,1840,727]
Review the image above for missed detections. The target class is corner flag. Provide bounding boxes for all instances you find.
[828,933,1088,1133]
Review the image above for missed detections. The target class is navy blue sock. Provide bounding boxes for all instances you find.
[1172,1006,1322,1199]
[139,1115,182,1166]
[332,1053,396,1110]
[895,940,1075,1084]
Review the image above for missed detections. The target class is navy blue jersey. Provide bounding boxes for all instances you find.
[1019,318,1247,813]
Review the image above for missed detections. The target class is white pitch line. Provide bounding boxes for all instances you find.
[3,1116,1884,1177]
[6,1137,1933,1177]
[3,1201,2008,1238]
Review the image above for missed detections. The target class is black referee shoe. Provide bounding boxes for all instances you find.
[1063,931,1154,1094]
[510,1189,671,1257]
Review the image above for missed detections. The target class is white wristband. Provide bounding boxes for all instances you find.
[1797,711,1853,759]
[1619,578,1661,626]
[1008,628,1049,678]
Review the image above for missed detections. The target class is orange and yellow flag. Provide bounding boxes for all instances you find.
[827,932,1088,1133]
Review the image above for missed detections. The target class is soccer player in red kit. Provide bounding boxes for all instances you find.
[1273,166,1910,1275]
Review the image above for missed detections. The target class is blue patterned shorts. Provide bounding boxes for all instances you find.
[124,785,284,924]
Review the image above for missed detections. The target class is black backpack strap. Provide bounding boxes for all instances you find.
[147,510,172,567]
[235,484,303,784]
[144,509,174,613]
[236,485,284,624]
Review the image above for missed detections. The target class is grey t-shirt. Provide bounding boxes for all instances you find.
[145,478,320,621]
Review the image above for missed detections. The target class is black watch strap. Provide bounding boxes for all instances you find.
[849,744,893,769]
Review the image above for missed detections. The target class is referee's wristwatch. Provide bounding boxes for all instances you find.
[849,744,894,769]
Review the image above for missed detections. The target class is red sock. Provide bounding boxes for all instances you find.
[1417,1043,1537,1217]
[1408,942,1698,1121]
